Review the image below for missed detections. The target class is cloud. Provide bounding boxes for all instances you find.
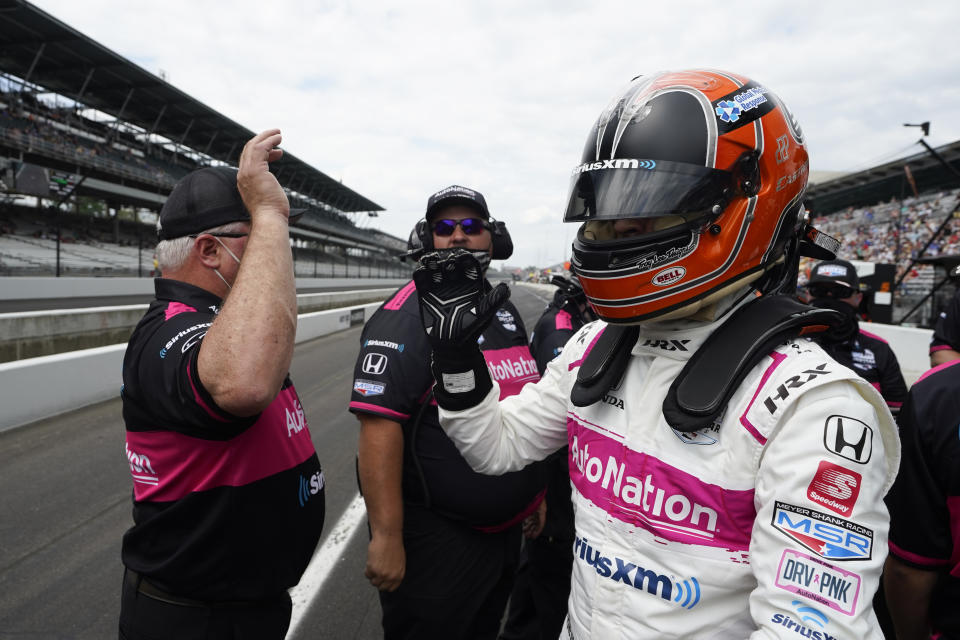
[29,0,960,267]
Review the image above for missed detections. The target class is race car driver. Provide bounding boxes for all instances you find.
[412,71,900,639]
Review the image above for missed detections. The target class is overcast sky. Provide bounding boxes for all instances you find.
[31,0,960,269]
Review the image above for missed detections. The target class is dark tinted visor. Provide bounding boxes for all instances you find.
[563,159,735,222]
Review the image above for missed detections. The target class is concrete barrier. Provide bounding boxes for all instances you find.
[0,276,405,301]
[859,322,933,387]
[0,301,382,433]
[0,289,395,363]
[518,282,936,386]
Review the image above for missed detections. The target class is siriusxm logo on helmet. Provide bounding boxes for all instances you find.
[572,158,654,175]
[574,536,701,609]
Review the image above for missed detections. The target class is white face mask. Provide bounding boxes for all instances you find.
[212,237,242,291]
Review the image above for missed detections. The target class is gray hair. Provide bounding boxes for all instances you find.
[155,221,248,273]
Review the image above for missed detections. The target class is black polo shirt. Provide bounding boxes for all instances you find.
[349,280,546,530]
[886,359,960,637]
[121,278,325,601]
[814,327,908,413]
[529,290,591,376]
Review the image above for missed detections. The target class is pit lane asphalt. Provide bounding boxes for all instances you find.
[0,282,552,640]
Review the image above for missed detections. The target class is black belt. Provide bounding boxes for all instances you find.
[125,569,209,607]
[124,569,284,609]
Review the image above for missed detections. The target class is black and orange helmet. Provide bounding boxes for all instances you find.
[564,70,811,323]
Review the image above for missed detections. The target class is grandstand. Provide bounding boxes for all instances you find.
[0,0,409,279]
[805,140,960,326]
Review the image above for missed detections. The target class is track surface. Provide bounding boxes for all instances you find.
[0,283,552,640]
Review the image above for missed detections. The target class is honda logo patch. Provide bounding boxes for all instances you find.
[823,415,872,464]
[362,352,388,375]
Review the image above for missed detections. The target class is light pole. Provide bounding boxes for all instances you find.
[903,121,930,137]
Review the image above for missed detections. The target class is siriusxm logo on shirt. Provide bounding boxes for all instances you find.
[364,339,404,352]
[298,470,325,507]
[574,536,700,608]
[158,322,212,358]
[770,613,837,640]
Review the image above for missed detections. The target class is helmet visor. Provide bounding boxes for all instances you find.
[563,160,735,223]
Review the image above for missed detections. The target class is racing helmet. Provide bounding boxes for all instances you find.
[564,70,811,323]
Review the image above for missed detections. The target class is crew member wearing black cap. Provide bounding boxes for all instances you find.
[806,258,907,415]
[350,185,547,639]
[119,130,325,640]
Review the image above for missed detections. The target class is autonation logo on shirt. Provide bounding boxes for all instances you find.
[567,420,756,551]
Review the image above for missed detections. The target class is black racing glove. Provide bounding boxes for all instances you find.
[413,249,511,410]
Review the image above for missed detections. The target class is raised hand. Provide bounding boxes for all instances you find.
[236,129,289,221]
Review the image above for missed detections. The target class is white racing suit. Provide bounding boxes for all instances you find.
[438,304,900,639]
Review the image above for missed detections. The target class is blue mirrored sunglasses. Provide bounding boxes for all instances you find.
[432,218,489,236]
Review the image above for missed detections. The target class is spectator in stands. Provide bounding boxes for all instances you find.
[929,283,960,366]
[500,273,594,640]
[884,359,960,640]
[349,185,547,639]
[118,130,325,640]
[806,259,908,415]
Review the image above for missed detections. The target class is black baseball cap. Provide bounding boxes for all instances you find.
[808,259,860,290]
[425,184,489,221]
[158,166,305,240]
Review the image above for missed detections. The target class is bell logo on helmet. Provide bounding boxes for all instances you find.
[652,267,686,287]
